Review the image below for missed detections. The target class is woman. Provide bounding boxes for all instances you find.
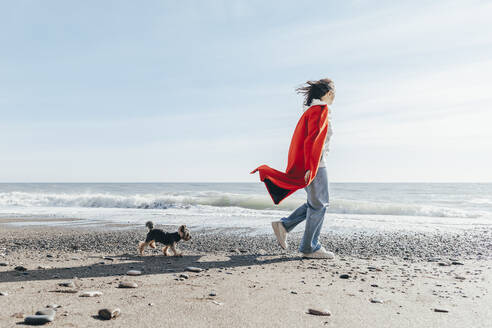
[251,78,335,259]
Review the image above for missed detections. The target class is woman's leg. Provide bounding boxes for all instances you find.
[299,167,329,254]
[280,203,308,232]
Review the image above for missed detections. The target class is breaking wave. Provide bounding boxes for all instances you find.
[0,191,484,219]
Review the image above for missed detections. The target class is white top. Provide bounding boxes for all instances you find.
[303,99,332,168]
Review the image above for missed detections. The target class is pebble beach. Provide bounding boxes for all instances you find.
[1,222,491,327]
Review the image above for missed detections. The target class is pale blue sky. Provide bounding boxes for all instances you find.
[1,0,491,182]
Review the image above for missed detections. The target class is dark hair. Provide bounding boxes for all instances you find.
[296,78,335,106]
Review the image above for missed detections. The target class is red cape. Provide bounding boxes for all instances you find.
[250,104,329,204]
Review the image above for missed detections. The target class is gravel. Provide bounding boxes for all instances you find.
[0,227,491,260]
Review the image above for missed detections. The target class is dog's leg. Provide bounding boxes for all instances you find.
[150,240,156,249]
[138,241,150,256]
[162,246,170,256]
[170,243,182,257]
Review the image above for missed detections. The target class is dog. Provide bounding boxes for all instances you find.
[138,221,191,257]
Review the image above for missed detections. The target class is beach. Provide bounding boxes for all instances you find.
[3,0,492,326]
[1,221,491,327]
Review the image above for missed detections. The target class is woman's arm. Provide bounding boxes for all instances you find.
[303,108,328,183]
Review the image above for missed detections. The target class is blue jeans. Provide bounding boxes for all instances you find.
[281,167,329,253]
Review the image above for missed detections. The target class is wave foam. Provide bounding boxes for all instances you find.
[0,191,294,211]
[468,198,492,205]
[0,191,485,219]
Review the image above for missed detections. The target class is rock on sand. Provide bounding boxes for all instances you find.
[98,308,121,320]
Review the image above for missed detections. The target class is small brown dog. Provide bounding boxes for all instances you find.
[138,221,191,256]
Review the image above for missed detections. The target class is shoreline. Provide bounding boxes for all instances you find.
[1,222,491,260]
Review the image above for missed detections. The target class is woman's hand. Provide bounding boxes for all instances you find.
[304,170,311,184]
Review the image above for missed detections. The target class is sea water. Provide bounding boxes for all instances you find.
[1,183,491,234]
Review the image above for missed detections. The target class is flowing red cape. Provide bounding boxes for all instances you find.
[250,104,329,204]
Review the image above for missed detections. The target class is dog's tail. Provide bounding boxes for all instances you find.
[145,221,154,231]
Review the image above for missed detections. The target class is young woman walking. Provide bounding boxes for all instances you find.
[251,78,335,259]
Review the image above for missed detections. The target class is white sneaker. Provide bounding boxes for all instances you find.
[302,246,335,259]
[271,221,288,249]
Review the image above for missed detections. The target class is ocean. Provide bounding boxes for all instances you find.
[1,183,491,234]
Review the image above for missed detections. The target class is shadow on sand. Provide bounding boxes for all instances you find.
[0,252,302,284]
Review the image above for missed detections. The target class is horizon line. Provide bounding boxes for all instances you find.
[1,181,491,184]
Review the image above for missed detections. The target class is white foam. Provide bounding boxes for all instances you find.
[468,198,492,205]
[1,188,492,234]
[0,191,486,219]
[1,205,490,234]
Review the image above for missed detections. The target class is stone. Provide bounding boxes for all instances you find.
[46,304,61,309]
[14,266,27,271]
[209,292,217,297]
[179,274,189,279]
[307,308,331,316]
[370,298,384,304]
[434,308,449,313]
[24,312,55,325]
[185,266,203,273]
[257,249,267,255]
[80,291,103,297]
[0,291,8,296]
[452,261,464,265]
[118,281,138,288]
[438,262,451,266]
[98,308,121,320]
[455,276,466,281]
[367,266,381,271]
[58,281,75,288]
[126,270,142,276]
[339,274,350,279]
[35,309,56,316]
[0,262,8,266]
[50,289,78,294]
[370,284,379,288]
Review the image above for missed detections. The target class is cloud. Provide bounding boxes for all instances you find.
[258,1,492,67]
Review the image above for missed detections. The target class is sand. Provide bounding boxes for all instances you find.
[0,222,491,327]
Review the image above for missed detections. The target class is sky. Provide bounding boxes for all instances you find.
[1,0,491,182]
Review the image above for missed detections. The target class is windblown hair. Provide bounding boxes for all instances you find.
[296,78,335,106]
